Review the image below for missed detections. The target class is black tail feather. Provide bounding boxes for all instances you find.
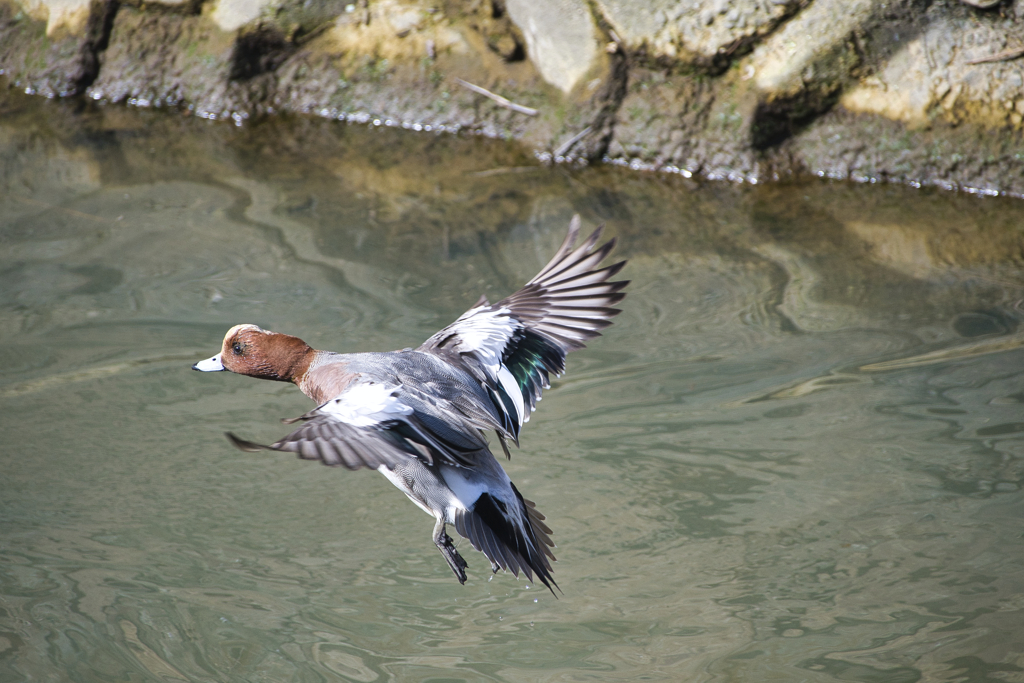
[469,492,560,596]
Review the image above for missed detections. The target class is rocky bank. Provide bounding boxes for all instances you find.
[2,0,1024,195]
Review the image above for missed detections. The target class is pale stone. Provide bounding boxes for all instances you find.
[840,36,935,127]
[595,0,797,63]
[388,7,423,36]
[328,0,468,62]
[504,0,597,93]
[210,0,279,33]
[16,0,90,36]
[593,0,671,46]
[751,0,876,97]
[839,15,1024,129]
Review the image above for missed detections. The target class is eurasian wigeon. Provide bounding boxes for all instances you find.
[193,217,628,594]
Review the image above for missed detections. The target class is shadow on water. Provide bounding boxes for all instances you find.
[2,88,1024,682]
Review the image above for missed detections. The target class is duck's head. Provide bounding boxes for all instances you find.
[192,324,313,383]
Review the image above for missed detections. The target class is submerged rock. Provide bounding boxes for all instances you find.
[1,0,1023,195]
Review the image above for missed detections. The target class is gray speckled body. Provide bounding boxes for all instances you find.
[198,219,627,593]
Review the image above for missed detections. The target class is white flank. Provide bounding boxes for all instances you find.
[321,381,413,427]
[441,467,489,514]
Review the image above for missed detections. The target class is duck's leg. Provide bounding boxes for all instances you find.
[433,518,468,584]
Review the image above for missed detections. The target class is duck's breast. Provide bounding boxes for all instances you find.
[301,354,358,403]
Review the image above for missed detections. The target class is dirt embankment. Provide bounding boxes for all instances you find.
[2,0,1023,195]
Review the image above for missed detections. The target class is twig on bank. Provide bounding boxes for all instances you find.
[455,78,539,116]
[966,46,1024,65]
[553,126,593,157]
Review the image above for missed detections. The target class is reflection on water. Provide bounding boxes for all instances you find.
[1,89,1023,682]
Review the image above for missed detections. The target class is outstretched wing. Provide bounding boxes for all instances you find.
[418,216,628,443]
[226,379,488,469]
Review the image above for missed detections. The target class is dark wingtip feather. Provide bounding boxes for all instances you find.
[559,215,582,255]
[603,260,628,280]
[225,432,268,452]
[582,224,605,251]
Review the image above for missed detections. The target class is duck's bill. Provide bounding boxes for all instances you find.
[192,353,225,372]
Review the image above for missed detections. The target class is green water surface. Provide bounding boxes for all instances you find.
[2,92,1024,682]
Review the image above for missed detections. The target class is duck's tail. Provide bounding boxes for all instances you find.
[453,484,559,596]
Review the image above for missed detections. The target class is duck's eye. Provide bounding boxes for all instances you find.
[232,342,244,355]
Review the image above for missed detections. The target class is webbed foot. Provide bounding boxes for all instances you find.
[433,519,468,584]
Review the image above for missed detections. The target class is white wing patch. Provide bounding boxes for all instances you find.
[447,306,529,428]
[450,306,517,364]
[320,381,413,427]
[496,365,526,426]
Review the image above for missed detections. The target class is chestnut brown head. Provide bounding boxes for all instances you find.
[193,324,313,384]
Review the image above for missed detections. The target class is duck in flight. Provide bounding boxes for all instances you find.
[192,216,627,594]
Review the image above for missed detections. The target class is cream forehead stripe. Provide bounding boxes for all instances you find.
[223,324,265,343]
